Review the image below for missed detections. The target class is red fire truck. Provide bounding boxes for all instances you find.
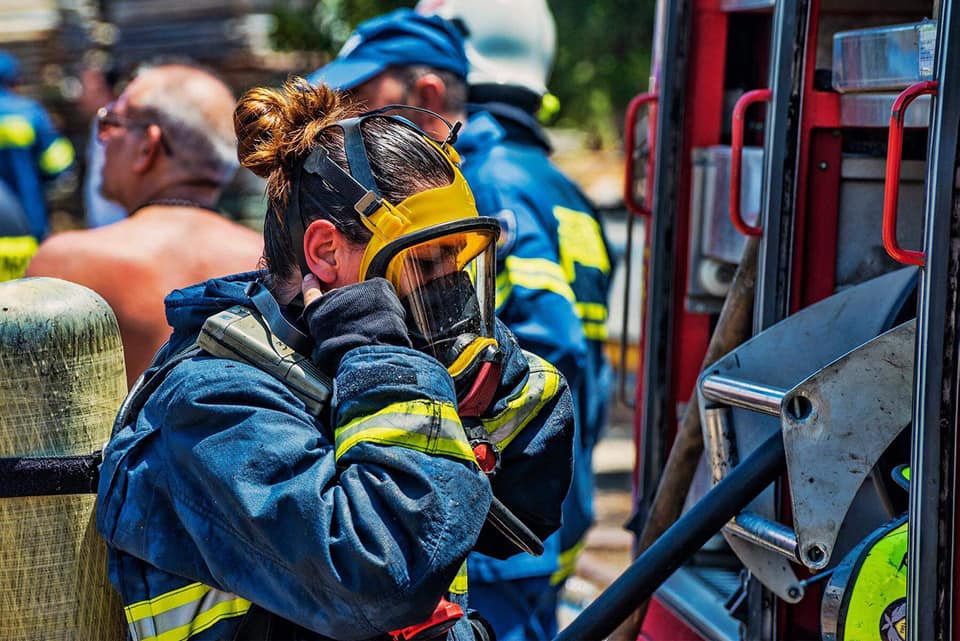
[559,1,957,640]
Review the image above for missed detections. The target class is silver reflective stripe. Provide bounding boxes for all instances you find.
[482,352,562,450]
[334,400,474,462]
[126,582,251,641]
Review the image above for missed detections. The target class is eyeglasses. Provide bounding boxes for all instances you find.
[96,104,173,156]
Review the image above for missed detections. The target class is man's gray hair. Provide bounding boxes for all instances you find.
[391,65,467,117]
[132,65,239,185]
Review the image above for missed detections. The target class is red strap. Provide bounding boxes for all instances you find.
[389,598,463,641]
[458,361,502,417]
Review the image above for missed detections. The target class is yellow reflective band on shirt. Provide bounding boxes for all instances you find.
[554,206,611,279]
[0,235,38,281]
[0,115,35,148]
[124,582,251,641]
[39,136,74,174]
[481,352,561,451]
[582,321,608,341]
[550,540,586,585]
[449,561,469,595]
[496,255,576,309]
[576,302,609,341]
[335,400,474,463]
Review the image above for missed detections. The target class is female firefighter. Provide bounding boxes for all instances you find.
[95,79,574,641]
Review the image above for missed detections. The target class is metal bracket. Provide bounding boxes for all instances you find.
[701,406,803,603]
[696,268,917,598]
[782,320,915,570]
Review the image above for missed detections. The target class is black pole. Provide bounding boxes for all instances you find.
[555,430,786,641]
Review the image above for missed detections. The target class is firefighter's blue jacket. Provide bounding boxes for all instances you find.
[96,271,574,641]
[457,110,613,585]
[0,86,74,239]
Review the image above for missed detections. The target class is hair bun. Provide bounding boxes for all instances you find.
[234,78,350,185]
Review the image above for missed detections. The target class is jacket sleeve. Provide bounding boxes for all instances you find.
[489,191,588,400]
[30,104,74,178]
[471,319,575,559]
[145,346,492,639]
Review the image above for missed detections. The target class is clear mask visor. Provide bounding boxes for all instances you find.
[375,224,499,371]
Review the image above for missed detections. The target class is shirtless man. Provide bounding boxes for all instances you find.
[27,63,263,386]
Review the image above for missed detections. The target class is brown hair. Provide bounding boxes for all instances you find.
[235,77,454,283]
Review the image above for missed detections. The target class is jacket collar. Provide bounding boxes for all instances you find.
[468,102,552,153]
[455,110,505,159]
[163,270,264,341]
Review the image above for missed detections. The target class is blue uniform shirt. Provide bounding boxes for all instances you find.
[458,111,613,585]
[0,86,75,239]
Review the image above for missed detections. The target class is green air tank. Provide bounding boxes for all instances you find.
[0,277,127,641]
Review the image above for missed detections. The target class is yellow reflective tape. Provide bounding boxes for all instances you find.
[0,235,37,281]
[554,206,611,279]
[125,582,251,641]
[482,353,561,451]
[146,597,251,641]
[0,115,35,148]
[449,561,468,595]
[335,426,475,462]
[334,400,474,463]
[575,302,608,323]
[448,336,497,378]
[550,540,586,585]
[335,400,460,441]
[582,320,608,342]
[500,255,576,304]
[39,137,74,174]
[577,301,609,341]
[125,583,210,623]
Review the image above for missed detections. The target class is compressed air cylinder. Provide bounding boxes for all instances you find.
[0,277,126,641]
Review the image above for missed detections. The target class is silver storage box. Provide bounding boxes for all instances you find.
[832,20,936,93]
[686,146,763,312]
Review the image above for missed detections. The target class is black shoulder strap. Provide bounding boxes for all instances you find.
[246,281,314,356]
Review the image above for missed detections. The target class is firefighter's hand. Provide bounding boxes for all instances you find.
[303,277,413,374]
[300,273,324,308]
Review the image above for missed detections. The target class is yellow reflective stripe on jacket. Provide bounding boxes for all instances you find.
[550,540,586,585]
[576,302,609,341]
[449,561,469,595]
[582,321,608,341]
[0,235,37,281]
[335,400,474,463]
[39,136,74,174]
[124,582,251,641]
[0,115,35,148]
[497,255,576,309]
[481,352,561,450]
[554,205,611,278]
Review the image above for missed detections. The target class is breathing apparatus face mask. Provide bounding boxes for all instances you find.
[280,104,501,389]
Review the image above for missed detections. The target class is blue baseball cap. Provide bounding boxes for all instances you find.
[308,9,467,90]
[0,51,20,86]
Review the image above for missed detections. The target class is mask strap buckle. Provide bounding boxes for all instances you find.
[302,147,382,216]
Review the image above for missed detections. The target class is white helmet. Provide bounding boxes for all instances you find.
[416,0,556,97]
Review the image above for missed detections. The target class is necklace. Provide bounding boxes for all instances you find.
[131,199,221,216]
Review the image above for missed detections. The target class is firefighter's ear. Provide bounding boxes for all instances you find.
[303,219,339,286]
[410,73,447,117]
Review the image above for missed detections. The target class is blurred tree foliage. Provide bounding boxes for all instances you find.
[270,0,655,149]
